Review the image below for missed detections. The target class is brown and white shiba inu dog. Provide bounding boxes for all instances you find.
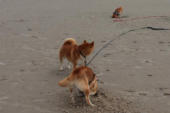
[59,38,94,70]
[58,66,98,106]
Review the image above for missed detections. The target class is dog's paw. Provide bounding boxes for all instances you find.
[90,103,96,107]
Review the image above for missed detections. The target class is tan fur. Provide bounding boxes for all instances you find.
[58,66,98,106]
[59,38,94,70]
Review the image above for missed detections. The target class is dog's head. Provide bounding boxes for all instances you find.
[79,40,94,56]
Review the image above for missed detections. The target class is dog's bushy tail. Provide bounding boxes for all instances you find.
[64,38,77,45]
[58,77,71,87]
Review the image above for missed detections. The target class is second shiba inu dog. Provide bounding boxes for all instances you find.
[58,66,98,106]
[59,38,94,70]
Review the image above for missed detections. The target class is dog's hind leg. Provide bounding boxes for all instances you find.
[76,80,95,106]
[84,89,95,107]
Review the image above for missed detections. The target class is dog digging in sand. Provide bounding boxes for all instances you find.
[59,38,94,70]
[58,66,98,106]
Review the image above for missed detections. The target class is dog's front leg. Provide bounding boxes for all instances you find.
[67,61,72,69]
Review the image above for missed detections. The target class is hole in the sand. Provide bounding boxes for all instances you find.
[146,74,153,77]
[159,87,168,91]
[61,88,139,113]
[101,40,106,43]
[133,40,137,43]
[138,92,147,96]
[163,93,170,96]
[105,69,110,72]
[125,89,136,93]
[27,28,32,31]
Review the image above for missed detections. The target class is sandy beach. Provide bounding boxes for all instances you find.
[0,0,170,113]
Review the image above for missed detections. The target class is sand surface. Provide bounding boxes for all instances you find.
[0,0,170,113]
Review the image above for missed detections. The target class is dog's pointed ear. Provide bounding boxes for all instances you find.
[84,40,87,43]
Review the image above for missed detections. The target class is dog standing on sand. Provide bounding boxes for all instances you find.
[59,38,94,70]
[58,66,98,106]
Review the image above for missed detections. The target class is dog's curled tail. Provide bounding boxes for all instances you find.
[64,38,77,44]
[58,77,71,87]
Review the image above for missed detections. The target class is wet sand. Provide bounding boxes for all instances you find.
[0,0,170,113]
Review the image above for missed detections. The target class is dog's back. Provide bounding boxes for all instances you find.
[72,66,95,83]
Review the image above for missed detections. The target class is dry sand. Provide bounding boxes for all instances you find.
[0,0,170,113]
